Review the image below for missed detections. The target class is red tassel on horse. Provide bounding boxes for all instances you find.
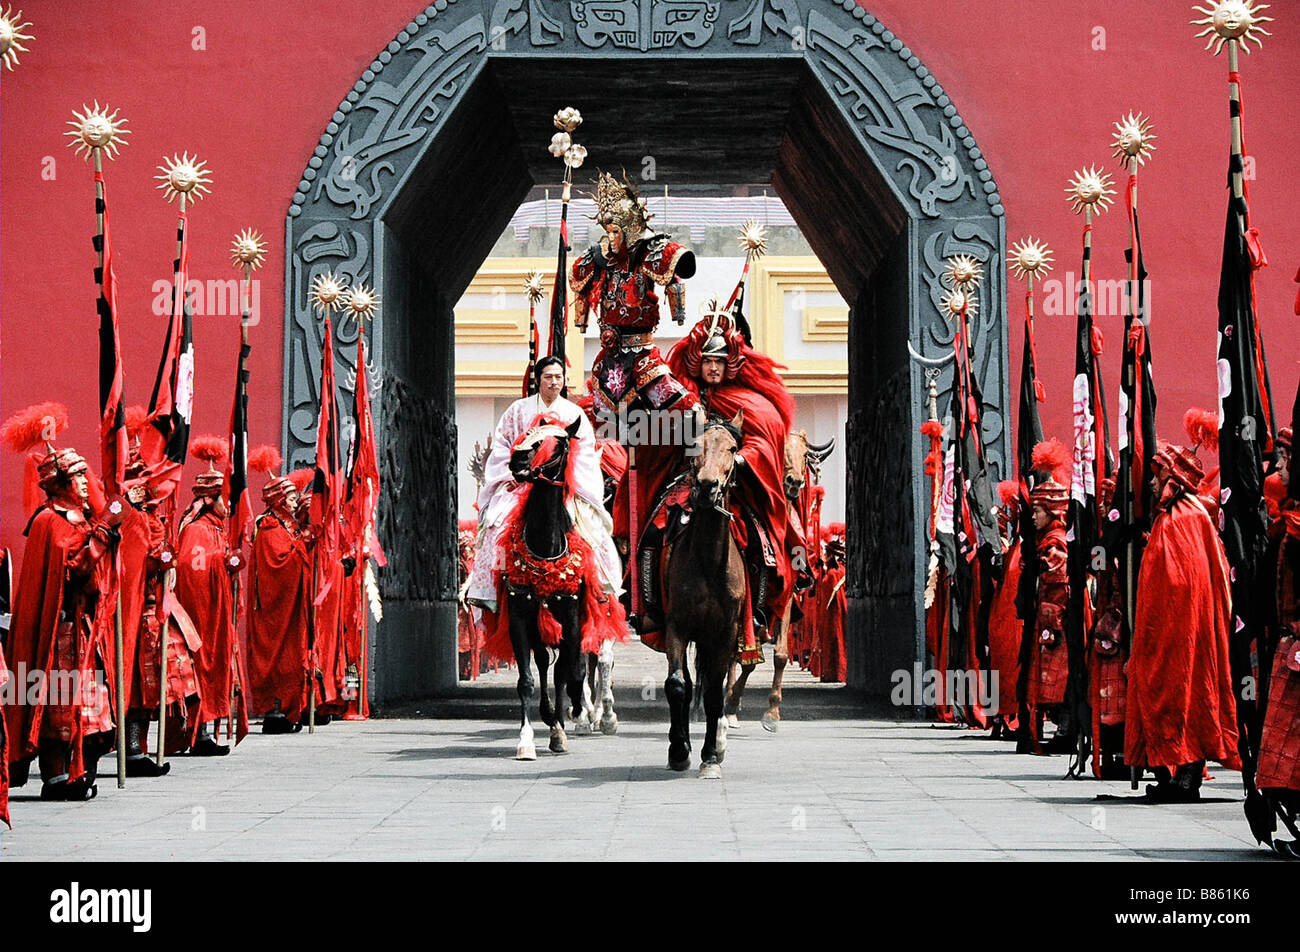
[537,602,564,646]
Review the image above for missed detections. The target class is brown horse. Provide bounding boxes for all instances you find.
[662,412,747,778]
[724,429,834,731]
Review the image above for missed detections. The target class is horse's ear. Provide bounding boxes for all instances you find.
[730,409,744,430]
[565,417,582,439]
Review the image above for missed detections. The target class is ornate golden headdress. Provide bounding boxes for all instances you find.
[592,171,652,241]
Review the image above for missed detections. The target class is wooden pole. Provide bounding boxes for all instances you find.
[95,146,129,790]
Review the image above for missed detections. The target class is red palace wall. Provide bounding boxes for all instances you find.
[3,0,1299,559]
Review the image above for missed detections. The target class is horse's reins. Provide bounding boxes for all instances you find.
[695,419,742,519]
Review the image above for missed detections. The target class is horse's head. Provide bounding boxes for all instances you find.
[783,430,834,501]
[510,416,581,487]
[692,410,743,513]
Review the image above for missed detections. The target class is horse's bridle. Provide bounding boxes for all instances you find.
[693,419,741,517]
[514,424,571,487]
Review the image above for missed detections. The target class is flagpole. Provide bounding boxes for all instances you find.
[68,102,130,789]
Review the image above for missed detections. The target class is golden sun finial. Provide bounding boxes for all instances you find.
[1111,112,1157,166]
[941,287,977,321]
[1192,0,1272,54]
[230,229,268,272]
[344,283,381,323]
[309,270,348,316]
[1065,165,1116,215]
[944,254,984,291]
[738,220,768,260]
[155,152,212,204]
[0,6,32,71]
[524,270,546,305]
[65,102,129,161]
[1009,238,1055,281]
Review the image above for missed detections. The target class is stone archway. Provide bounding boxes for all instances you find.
[283,0,1010,704]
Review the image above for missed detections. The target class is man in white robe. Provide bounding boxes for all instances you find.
[466,357,622,612]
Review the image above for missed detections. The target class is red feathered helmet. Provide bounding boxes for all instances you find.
[0,402,85,501]
[679,306,746,382]
[38,448,88,493]
[1029,439,1070,520]
[1153,408,1215,494]
[1278,425,1292,455]
[189,435,229,498]
[824,521,846,560]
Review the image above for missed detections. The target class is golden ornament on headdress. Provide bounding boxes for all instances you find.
[155,152,212,204]
[309,270,347,315]
[344,283,381,322]
[593,171,653,236]
[1009,238,1054,281]
[66,102,129,161]
[944,254,984,291]
[230,229,268,272]
[738,220,768,260]
[524,270,546,305]
[0,5,32,71]
[1111,112,1157,166]
[553,107,583,133]
[1192,0,1271,54]
[1065,165,1116,215]
[941,287,976,320]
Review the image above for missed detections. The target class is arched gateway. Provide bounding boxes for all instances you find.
[282,0,1010,704]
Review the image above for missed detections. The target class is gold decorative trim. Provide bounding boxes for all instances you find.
[749,257,848,394]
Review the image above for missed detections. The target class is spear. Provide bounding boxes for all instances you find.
[546,106,586,396]
[227,229,267,741]
[151,152,211,770]
[66,102,129,788]
[1110,114,1158,643]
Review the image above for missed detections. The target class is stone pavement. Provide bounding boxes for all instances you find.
[0,640,1271,861]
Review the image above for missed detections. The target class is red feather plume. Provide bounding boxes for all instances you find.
[997,479,1020,507]
[1031,438,1070,485]
[1,402,69,454]
[248,444,283,476]
[1183,408,1219,453]
[189,435,230,464]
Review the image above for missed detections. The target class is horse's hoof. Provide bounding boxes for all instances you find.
[761,713,780,733]
[549,727,568,753]
[726,714,740,729]
[516,745,537,761]
[699,762,723,780]
[1273,840,1300,861]
[599,713,619,735]
[668,757,690,772]
[574,717,594,736]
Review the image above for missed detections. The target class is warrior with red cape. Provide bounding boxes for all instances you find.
[2,404,118,801]
[1124,433,1242,801]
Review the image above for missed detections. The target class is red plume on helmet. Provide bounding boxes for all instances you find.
[124,404,149,439]
[2,402,71,517]
[189,435,229,467]
[248,444,283,476]
[1031,438,1070,486]
[1183,407,1219,454]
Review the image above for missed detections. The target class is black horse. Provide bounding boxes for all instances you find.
[505,417,588,759]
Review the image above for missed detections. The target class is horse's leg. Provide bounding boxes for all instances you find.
[762,606,792,733]
[550,595,582,754]
[725,662,756,728]
[533,630,554,729]
[665,628,692,771]
[698,647,728,779]
[509,594,537,761]
[574,652,597,735]
[598,639,618,734]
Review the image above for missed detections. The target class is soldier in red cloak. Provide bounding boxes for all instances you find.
[1254,422,1298,852]
[621,308,799,660]
[1125,438,1241,801]
[247,472,311,733]
[1026,440,1071,752]
[986,481,1023,737]
[175,450,243,754]
[3,432,119,800]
